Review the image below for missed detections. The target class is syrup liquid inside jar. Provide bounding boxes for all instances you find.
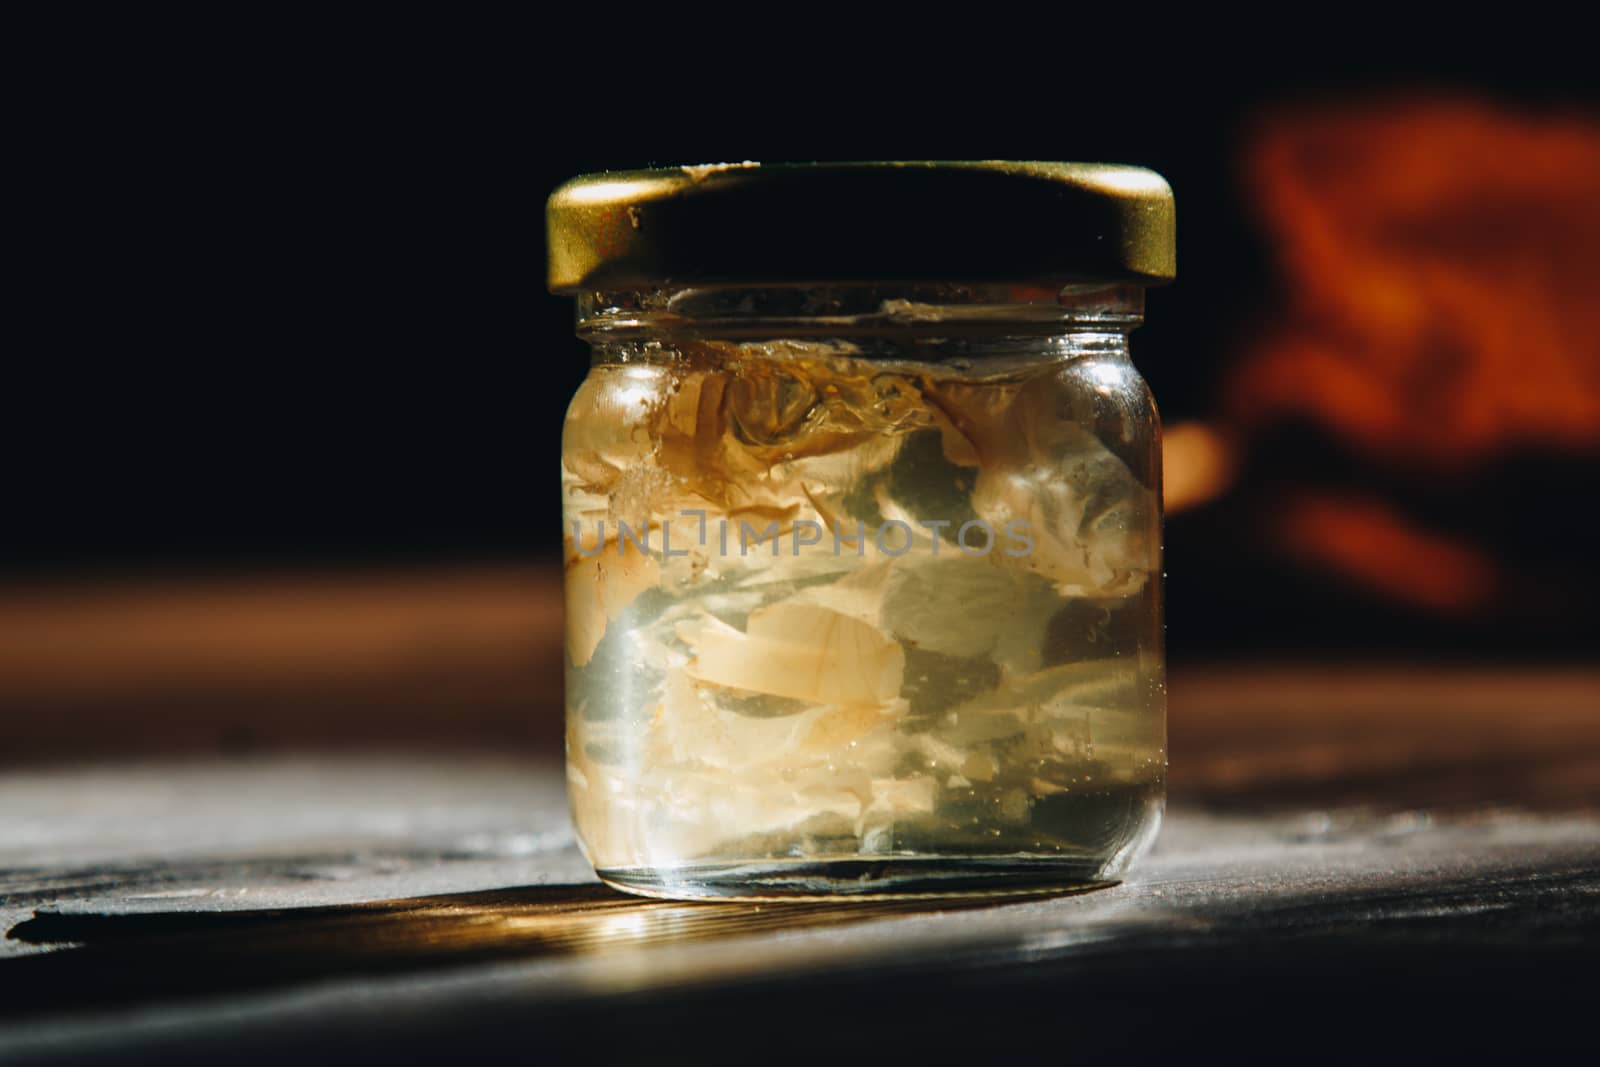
[549,164,1175,899]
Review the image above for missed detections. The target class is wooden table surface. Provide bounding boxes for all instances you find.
[0,571,1596,1062]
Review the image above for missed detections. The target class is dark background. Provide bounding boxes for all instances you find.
[7,27,1597,664]
[2,30,1595,1057]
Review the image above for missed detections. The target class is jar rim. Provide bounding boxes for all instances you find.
[574,282,1146,343]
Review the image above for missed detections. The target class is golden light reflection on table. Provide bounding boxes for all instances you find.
[6,881,1095,1015]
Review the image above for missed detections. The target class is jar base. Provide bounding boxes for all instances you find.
[595,856,1123,902]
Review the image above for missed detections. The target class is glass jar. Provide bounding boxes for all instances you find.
[548,163,1174,899]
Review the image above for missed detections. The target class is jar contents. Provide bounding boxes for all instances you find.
[563,341,1165,896]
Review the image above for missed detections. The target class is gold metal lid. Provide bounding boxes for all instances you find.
[546,161,1175,293]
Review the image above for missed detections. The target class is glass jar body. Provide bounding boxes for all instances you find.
[561,284,1165,898]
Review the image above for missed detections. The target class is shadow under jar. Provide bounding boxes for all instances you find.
[548,163,1175,899]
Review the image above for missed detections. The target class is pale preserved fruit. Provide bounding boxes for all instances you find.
[562,341,1165,895]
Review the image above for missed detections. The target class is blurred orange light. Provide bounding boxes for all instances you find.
[1276,493,1499,615]
[1162,422,1236,513]
[1223,99,1600,611]
[1234,100,1600,463]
